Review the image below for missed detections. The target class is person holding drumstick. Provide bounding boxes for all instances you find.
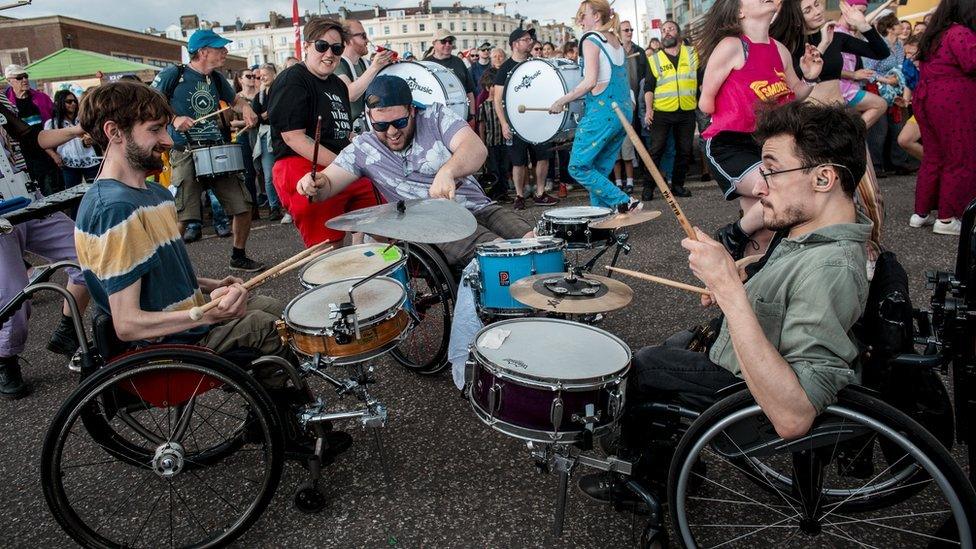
[697,0,824,259]
[548,0,640,214]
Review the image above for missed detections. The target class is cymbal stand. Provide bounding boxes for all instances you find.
[574,232,631,278]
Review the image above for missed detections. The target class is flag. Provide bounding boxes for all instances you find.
[293,0,302,59]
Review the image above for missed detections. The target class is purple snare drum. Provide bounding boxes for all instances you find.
[466,318,630,444]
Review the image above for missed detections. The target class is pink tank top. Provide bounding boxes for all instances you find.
[703,35,795,139]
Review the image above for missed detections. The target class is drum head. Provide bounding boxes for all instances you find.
[504,59,572,144]
[285,276,405,330]
[476,236,565,255]
[543,206,614,222]
[475,318,630,382]
[300,244,404,286]
[381,61,447,105]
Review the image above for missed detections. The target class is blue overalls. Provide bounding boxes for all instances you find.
[568,33,634,209]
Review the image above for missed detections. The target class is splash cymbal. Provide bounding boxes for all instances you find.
[509,273,633,314]
[589,209,662,230]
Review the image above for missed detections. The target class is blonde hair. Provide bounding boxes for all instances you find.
[577,0,621,37]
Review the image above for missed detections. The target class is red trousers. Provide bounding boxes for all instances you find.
[272,155,382,246]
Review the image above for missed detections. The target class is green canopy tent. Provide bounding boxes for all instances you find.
[1,48,164,96]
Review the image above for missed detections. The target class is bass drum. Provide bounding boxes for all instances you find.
[378,61,469,121]
[503,58,583,145]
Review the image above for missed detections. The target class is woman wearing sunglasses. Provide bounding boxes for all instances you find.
[43,90,100,189]
[267,18,382,247]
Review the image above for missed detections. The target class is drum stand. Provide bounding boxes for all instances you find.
[569,231,631,279]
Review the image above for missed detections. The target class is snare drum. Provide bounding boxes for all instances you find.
[537,206,616,249]
[503,58,584,145]
[378,61,469,121]
[467,318,630,443]
[191,144,245,178]
[278,276,409,364]
[472,237,566,316]
[300,243,408,290]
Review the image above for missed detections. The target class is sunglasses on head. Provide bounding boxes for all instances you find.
[371,115,410,132]
[10,74,28,81]
[312,40,345,55]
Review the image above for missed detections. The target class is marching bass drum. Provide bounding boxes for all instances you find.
[503,58,584,145]
[377,61,469,121]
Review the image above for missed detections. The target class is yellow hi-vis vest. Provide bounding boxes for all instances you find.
[648,45,699,112]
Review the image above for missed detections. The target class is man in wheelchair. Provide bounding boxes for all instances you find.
[579,101,873,504]
[73,81,351,458]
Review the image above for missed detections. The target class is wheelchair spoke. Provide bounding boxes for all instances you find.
[62,456,137,470]
[703,512,800,549]
[194,400,248,423]
[125,378,171,441]
[171,480,209,538]
[93,473,154,536]
[818,452,911,521]
[187,468,241,515]
[825,511,960,544]
[715,432,803,518]
[688,496,793,509]
[127,486,167,548]
[821,522,880,549]
[170,374,210,441]
[695,470,795,520]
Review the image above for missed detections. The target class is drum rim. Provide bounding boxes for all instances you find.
[475,237,567,257]
[379,60,469,109]
[541,206,615,223]
[470,317,632,385]
[502,58,579,145]
[469,397,617,444]
[298,243,405,286]
[284,275,407,333]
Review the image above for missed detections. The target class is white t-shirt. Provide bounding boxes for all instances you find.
[585,32,625,84]
[43,118,99,169]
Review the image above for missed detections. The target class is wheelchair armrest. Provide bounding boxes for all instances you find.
[714,381,748,401]
[889,353,942,370]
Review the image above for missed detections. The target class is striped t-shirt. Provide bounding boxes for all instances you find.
[75,179,207,340]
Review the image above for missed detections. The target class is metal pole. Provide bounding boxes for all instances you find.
[634,0,641,45]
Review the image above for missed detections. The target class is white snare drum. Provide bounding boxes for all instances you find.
[299,243,408,290]
[279,276,409,364]
[503,58,584,145]
[191,144,245,178]
[467,318,631,443]
[378,61,469,121]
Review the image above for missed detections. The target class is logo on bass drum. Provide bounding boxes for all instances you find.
[514,70,543,92]
[404,76,434,95]
[499,271,511,286]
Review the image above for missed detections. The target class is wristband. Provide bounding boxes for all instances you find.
[803,76,820,84]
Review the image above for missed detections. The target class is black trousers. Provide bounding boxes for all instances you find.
[485,144,510,199]
[648,109,697,188]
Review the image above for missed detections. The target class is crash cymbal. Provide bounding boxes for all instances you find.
[589,209,662,230]
[326,198,477,244]
[510,273,633,314]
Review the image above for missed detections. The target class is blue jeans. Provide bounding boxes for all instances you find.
[62,165,101,189]
[258,132,281,210]
[188,190,228,232]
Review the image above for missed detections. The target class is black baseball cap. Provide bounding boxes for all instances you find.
[508,27,536,46]
[479,41,492,50]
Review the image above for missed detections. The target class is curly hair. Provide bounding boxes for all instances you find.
[79,81,173,148]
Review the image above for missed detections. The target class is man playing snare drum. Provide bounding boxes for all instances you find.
[297,75,534,267]
[151,29,264,272]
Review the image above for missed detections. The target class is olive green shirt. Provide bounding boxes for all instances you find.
[708,213,872,413]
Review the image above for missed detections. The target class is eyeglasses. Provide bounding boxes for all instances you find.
[438,38,456,45]
[10,74,28,81]
[621,28,634,32]
[371,115,410,132]
[758,163,851,186]
[350,32,368,40]
[312,40,345,55]
[64,98,77,104]
[243,74,256,79]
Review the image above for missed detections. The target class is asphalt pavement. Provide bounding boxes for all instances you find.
[1,173,968,547]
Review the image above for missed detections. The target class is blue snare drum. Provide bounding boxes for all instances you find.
[474,237,566,316]
[299,243,413,311]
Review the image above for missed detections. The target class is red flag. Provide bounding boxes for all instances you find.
[293,0,302,59]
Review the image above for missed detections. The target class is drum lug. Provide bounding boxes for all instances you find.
[550,396,564,432]
[608,390,624,420]
[275,319,290,345]
[572,403,602,431]
[487,383,502,418]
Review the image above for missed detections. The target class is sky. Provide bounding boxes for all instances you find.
[7,0,653,42]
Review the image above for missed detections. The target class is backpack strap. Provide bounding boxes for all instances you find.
[162,64,187,101]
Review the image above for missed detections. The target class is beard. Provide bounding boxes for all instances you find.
[762,201,809,231]
[124,138,164,172]
[662,36,679,48]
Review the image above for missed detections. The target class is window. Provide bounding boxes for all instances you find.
[368,27,375,36]
[402,24,408,33]
[383,26,390,35]
[278,36,287,45]
[461,22,467,31]
[437,22,442,29]
[420,41,427,51]
[462,39,469,49]
[482,22,487,31]
[493,23,497,32]
[419,23,425,32]
[449,22,455,31]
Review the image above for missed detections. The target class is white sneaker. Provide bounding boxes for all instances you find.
[544,179,553,192]
[933,218,961,236]
[280,213,293,224]
[909,212,936,228]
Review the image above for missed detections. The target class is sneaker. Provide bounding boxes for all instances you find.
[557,183,568,198]
[909,212,937,228]
[699,172,712,182]
[513,196,526,211]
[214,223,232,238]
[617,198,642,214]
[933,218,961,236]
[46,314,80,357]
[714,221,753,260]
[545,178,554,192]
[0,357,30,399]
[494,194,515,204]
[533,193,560,206]
[624,182,635,193]
[577,473,649,512]
[280,213,293,224]
[267,207,284,222]
[182,224,202,243]
[641,186,655,201]
[230,255,266,272]
[671,184,692,198]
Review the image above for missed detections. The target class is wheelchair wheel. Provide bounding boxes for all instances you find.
[41,348,284,548]
[668,387,976,548]
[390,243,456,375]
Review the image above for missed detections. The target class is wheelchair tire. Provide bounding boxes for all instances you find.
[390,243,456,376]
[41,348,284,549]
[668,387,976,548]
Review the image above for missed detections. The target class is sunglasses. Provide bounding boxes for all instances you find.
[371,115,410,132]
[350,32,368,40]
[312,40,345,55]
[438,38,456,45]
[622,28,634,32]
[10,74,28,81]
[64,98,78,104]
[243,74,256,79]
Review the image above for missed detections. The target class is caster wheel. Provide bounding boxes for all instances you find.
[294,485,328,514]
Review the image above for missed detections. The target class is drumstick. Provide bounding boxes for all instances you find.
[191,106,232,125]
[610,102,697,240]
[308,115,322,203]
[627,52,642,59]
[518,105,566,113]
[188,243,333,320]
[605,266,710,295]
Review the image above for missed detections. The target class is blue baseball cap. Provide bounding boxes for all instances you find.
[188,29,232,54]
[364,75,425,109]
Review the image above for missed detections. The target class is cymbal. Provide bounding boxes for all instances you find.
[589,209,662,230]
[326,198,478,244]
[510,273,633,314]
